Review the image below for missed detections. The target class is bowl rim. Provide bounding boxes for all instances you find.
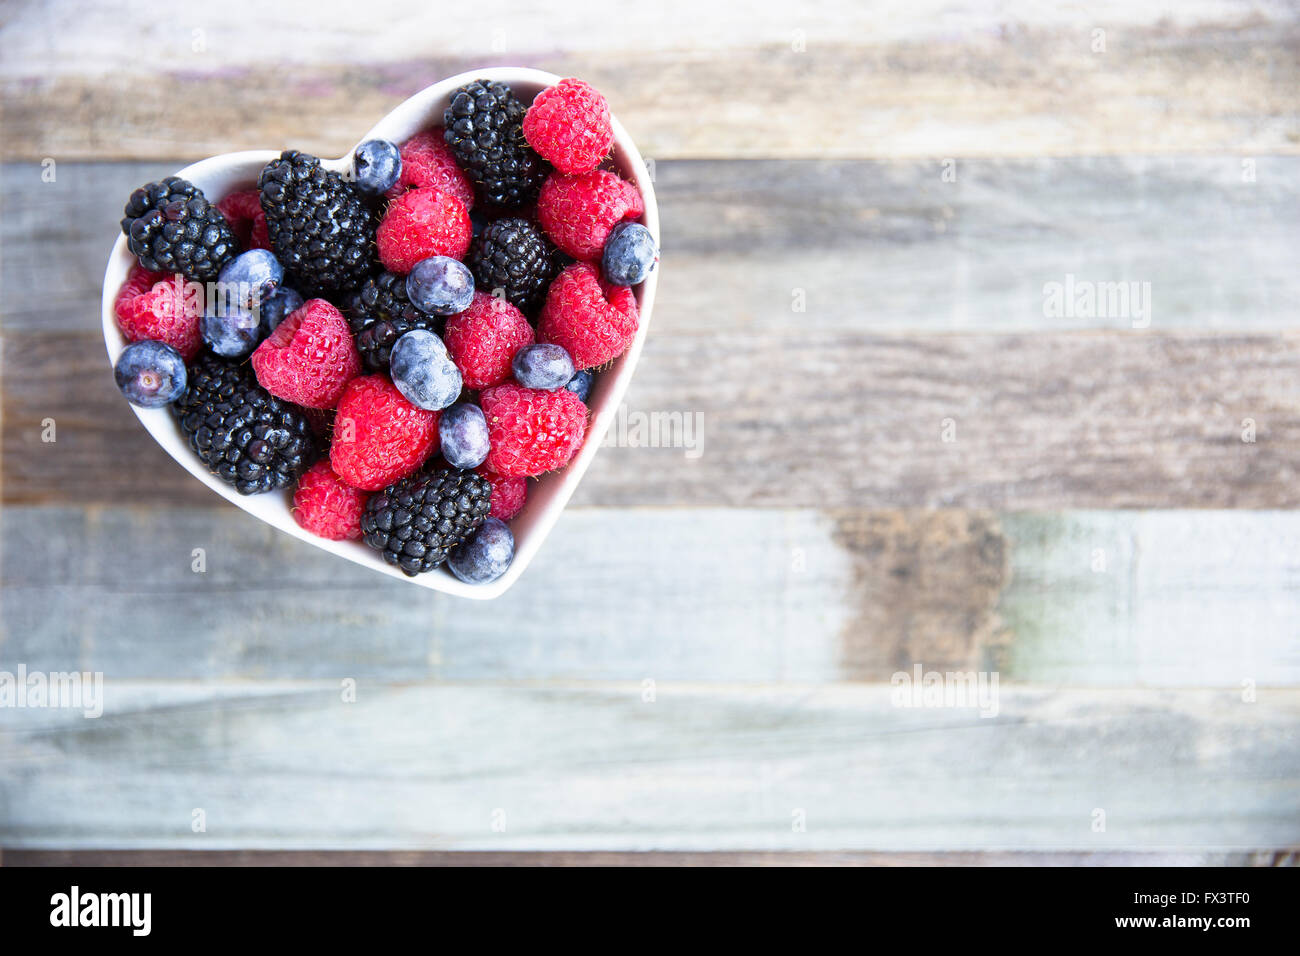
[101,66,659,599]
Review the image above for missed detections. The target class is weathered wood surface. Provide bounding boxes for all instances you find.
[6,157,1299,336]
[7,327,1300,510]
[2,1,1297,159]
[7,849,1292,867]
[2,684,1296,850]
[3,2,1300,856]
[5,506,1300,687]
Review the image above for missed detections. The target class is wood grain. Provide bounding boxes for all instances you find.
[2,683,1296,850]
[7,328,1300,510]
[6,157,1299,335]
[2,1,1297,159]
[4,506,1299,687]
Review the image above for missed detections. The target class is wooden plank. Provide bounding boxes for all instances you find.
[1,683,1296,850]
[6,328,1300,510]
[6,157,1299,335]
[4,506,1300,687]
[5,849,1288,867]
[2,1,1297,159]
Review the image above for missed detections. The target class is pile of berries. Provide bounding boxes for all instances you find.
[112,77,657,585]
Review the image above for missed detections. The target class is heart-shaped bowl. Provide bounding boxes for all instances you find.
[101,67,659,599]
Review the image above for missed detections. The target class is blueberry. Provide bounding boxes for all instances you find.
[564,369,593,403]
[439,402,491,469]
[601,221,657,286]
[114,340,186,408]
[448,517,514,585]
[258,286,304,337]
[218,249,283,311]
[512,343,575,390]
[201,302,261,357]
[389,329,462,410]
[406,256,475,315]
[353,139,402,195]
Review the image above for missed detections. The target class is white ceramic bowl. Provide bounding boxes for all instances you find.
[101,67,659,599]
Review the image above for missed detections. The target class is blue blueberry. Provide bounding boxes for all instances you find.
[601,221,657,286]
[564,369,593,403]
[201,302,261,357]
[406,256,475,315]
[114,340,186,408]
[448,517,514,585]
[258,286,304,337]
[218,249,284,311]
[439,402,491,469]
[389,329,462,410]
[353,139,402,195]
[512,343,575,390]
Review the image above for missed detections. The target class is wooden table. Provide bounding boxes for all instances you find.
[1,0,1298,865]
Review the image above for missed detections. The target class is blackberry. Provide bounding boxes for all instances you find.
[258,150,377,294]
[466,218,558,315]
[443,80,547,207]
[121,177,238,281]
[344,271,441,373]
[361,469,492,576]
[173,354,318,495]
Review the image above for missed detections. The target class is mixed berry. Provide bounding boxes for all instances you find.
[111,76,656,584]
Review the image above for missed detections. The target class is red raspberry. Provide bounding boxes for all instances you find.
[536,170,643,261]
[523,78,614,176]
[537,262,639,370]
[293,460,370,540]
[216,189,271,251]
[385,129,475,210]
[250,298,360,409]
[480,383,587,477]
[114,264,202,361]
[476,467,527,521]
[443,292,535,389]
[330,375,440,491]
[376,186,471,274]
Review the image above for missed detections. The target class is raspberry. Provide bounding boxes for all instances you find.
[537,262,639,370]
[216,189,271,251]
[251,298,360,409]
[385,130,475,210]
[476,467,527,521]
[443,292,535,389]
[114,265,202,361]
[330,375,440,491]
[523,78,614,176]
[293,460,370,540]
[376,186,471,274]
[536,170,643,261]
[480,383,587,477]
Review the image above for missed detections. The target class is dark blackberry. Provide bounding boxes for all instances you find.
[344,271,441,373]
[443,80,548,207]
[466,218,558,315]
[361,469,492,576]
[258,150,377,294]
[173,354,318,495]
[121,177,238,281]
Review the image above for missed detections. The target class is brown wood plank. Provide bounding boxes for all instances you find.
[6,328,1299,510]
[1,2,1296,160]
[4,849,1291,867]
